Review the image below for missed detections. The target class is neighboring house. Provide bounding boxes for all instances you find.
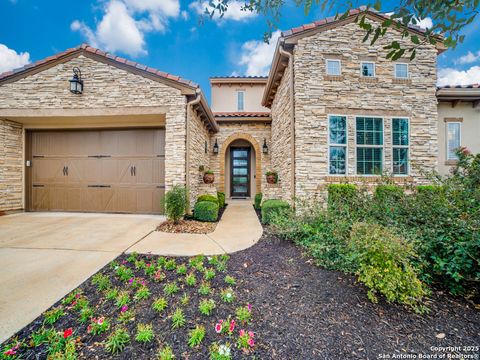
[0,8,478,214]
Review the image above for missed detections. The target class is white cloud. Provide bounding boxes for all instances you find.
[71,0,181,57]
[237,30,281,76]
[181,10,189,20]
[0,43,30,73]
[455,50,480,65]
[189,0,256,22]
[415,17,433,29]
[438,66,480,86]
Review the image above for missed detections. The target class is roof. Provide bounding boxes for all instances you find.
[262,8,447,107]
[436,84,480,104]
[210,76,268,85]
[0,43,219,132]
[214,112,271,123]
[437,84,480,89]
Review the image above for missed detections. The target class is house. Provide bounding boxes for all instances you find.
[0,9,478,215]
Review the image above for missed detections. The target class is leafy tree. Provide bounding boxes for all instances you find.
[199,0,479,59]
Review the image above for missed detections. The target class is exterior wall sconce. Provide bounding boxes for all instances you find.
[69,67,83,94]
[262,138,269,154]
[213,139,219,154]
[205,141,208,154]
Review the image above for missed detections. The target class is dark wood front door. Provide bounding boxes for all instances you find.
[230,147,250,198]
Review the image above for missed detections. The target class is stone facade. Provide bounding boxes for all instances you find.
[270,59,293,202]
[0,120,23,212]
[292,20,438,199]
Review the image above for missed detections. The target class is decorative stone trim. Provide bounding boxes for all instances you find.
[392,78,412,85]
[359,77,378,83]
[324,75,344,81]
[444,117,463,122]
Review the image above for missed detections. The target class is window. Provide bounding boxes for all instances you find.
[237,91,245,111]
[392,118,409,175]
[446,122,461,160]
[361,62,375,77]
[395,63,409,79]
[326,59,341,76]
[356,117,383,175]
[329,115,347,174]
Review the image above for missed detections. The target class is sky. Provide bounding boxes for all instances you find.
[1,0,479,102]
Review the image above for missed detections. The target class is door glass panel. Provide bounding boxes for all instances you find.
[233,150,248,158]
[231,147,250,197]
[233,159,248,167]
[233,168,248,176]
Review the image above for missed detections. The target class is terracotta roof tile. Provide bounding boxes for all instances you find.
[438,84,480,89]
[214,112,271,118]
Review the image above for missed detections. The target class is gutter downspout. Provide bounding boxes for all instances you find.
[278,43,296,203]
[186,89,202,212]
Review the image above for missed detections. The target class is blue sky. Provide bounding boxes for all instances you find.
[1,0,479,102]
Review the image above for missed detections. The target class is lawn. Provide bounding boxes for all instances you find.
[2,229,479,359]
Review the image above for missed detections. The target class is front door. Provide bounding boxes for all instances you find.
[230,147,250,198]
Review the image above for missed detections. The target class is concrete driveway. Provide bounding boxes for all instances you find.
[0,212,162,344]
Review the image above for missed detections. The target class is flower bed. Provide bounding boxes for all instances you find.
[2,253,257,359]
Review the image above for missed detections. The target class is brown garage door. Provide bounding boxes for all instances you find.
[30,129,165,214]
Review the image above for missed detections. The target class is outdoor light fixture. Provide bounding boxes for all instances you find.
[205,141,208,154]
[213,139,219,154]
[262,138,269,154]
[69,67,83,94]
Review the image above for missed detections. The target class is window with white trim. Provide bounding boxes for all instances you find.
[446,122,461,160]
[356,117,383,175]
[329,115,347,174]
[326,59,341,76]
[395,63,409,79]
[237,91,245,111]
[361,62,375,77]
[392,118,409,175]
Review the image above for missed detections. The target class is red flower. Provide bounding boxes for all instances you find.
[63,328,73,339]
[229,320,235,332]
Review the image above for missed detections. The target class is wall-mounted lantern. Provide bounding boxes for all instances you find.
[213,139,219,154]
[69,67,83,94]
[262,138,269,154]
[204,141,208,154]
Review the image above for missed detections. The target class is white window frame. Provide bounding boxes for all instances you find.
[327,114,348,175]
[446,122,462,161]
[355,116,384,176]
[326,59,342,76]
[360,61,376,77]
[394,63,409,79]
[236,90,245,111]
[391,117,410,176]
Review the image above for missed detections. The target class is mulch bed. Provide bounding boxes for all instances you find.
[3,225,479,359]
[157,205,227,234]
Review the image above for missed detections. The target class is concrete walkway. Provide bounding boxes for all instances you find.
[127,200,263,256]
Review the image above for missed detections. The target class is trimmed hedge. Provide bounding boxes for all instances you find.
[217,192,226,208]
[261,199,290,224]
[417,185,444,195]
[254,193,263,210]
[194,201,219,222]
[374,185,404,201]
[327,184,357,208]
[197,194,218,204]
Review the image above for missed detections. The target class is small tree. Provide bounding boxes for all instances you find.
[164,186,187,224]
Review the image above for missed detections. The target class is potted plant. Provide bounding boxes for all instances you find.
[266,170,278,184]
[203,170,215,184]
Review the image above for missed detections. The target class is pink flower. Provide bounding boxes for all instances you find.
[239,329,245,337]
[141,280,146,285]
[3,349,16,356]
[215,323,222,333]
[71,301,77,306]
[121,305,128,313]
[247,338,255,347]
[87,325,92,333]
[247,303,252,312]
[219,319,223,324]
[128,278,134,283]
[229,320,235,332]
[63,328,73,339]
[248,331,254,338]
[97,317,104,325]
[146,263,151,267]
[75,294,81,298]
[122,260,127,264]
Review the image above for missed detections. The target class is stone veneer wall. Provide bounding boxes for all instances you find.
[209,122,271,199]
[292,20,438,199]
[188,108,211,208]
[0,120,23,211]
[0,55,189,192]
[270,60,293,202]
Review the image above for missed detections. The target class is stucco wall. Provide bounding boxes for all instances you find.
[437,102,480,175]
[270,60,293,202]
[211,83,270,113]
[292,20,439,198]
[0,120,23,212]
[0,54,189,195]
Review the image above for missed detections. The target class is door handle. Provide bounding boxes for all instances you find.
[66,166,69,176]
[63,166,65,176]
[133,166,136,176]
[130,166,134,176]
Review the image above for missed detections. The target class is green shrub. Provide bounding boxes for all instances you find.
[374,184,404,201]
[217,192,225,208]
[164,186,187,224]
[348,222,428,313]
[327,184,358,213]
[416,185,444,195]
[197,194,218,205]
[261,199,290,224]
[194,201,219,222]
[254,193,263,209]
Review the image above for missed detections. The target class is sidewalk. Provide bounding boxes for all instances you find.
[127,200,263,256]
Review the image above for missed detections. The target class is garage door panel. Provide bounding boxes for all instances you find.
[32,186,49,211]
[152,159,166,184]
[153,129,166,156]
[32,159,66,184]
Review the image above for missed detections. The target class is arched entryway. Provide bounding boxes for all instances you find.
[219,133,261,198]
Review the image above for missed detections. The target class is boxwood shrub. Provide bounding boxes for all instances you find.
[197,194,218,204]
[217,192,225,208]
[254,193,263,210]
[327,184,357,210]
[374,184,404,201]
[194,201,219,222]
[261,199,290,224]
